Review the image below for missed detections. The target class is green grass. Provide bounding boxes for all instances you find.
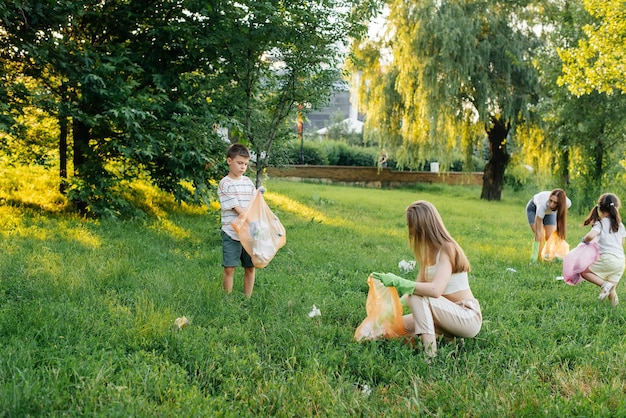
[1,166,625,416]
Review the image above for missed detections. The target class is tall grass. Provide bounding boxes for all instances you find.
[1,166,625,416]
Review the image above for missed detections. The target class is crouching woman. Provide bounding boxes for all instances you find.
[373,201,482,358]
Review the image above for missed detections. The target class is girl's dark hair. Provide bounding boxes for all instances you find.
[551,189,568,239]
[584,193,622,232]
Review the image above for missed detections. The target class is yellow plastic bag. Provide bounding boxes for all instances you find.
[354,276,408,341]
[231,190,286,268]
[542,231,569,261]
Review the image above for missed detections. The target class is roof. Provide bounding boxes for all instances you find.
[316,118,363,135]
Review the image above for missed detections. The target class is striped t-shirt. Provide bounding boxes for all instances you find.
[218,175,256,240]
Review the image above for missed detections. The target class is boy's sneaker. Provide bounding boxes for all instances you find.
[609,291,619,307]
[599,282,614,301]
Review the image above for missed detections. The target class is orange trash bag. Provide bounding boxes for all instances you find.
[354,275,408,341]
[231,190,286,268]
[542,231,569,261]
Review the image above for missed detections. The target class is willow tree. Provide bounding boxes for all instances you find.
[347,42,405,149]
[351,0,543,200]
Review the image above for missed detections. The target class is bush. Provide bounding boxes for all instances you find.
[320,141,347,165]
[282,139,493,170]
[504,163,535,192]
[449,155,487,172]
[285,139,377,167]
[342,146,377,166]
[284,141,328,165]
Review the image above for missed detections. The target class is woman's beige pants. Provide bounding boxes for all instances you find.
[403,295,482,338]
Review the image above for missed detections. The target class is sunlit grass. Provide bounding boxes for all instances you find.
[266,191,406,239]
[0,165,67,212]
[148,218,195,241]
[265,192,333,224]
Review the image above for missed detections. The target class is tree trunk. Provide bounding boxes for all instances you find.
[72,118,90,175]
[560,149,570,186]
[59,114,68,194]
[480,117,510,201]
[72,118,91,212]
[59,83,69,194]
[592,136,603,184]
[255,160,264,189]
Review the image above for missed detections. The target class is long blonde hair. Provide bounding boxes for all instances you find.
[405,201,470,276]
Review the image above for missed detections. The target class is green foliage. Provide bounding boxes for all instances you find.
[346,51,404,151]
[0,105,58,167]
[504,162,535,193]
[284,141,329,165]
[283,138,490,172]
[1,0,382,213]
[324,110,365,146]
[321,141,377,166]
[2,169,626,415]
[558,0,626,95]
[532,1,626,211]
[350,0,544,200]
[321,141,349,165]
[284,140,379,167]
[0,0,231,216]
[212,0,379,187]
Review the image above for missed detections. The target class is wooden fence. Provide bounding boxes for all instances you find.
[265,165,483,188]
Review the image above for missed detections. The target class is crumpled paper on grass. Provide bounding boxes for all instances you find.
[175,316,190,329]
[308,305,321,318]
[398,259,416,273]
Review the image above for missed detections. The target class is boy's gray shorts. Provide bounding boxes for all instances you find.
[222,231,254,268]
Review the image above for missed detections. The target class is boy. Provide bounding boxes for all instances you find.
[218,143,258,297]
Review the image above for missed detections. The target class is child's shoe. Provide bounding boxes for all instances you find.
[608,291,619,307]
[599,281,614,301]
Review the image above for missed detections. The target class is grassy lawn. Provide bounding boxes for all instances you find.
[1,167,624,416]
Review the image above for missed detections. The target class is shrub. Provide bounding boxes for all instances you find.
[284,141,328,165]
[320,141,347,165]
[284,139,377,167]
[505,163,535,192]
[341,146,377,166]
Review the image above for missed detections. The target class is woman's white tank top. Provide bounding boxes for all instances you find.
[425,251,470,295]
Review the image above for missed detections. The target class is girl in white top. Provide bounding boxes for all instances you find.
[581,193,626,306]
[373,201,482,358]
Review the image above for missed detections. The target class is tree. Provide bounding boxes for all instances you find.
[0,0,227,216]
[557,0,626,96]
[533,0,626,207]
[347,44,405,151]
[350,0,544,200]
[212,0,380,187]
[1,0,382,213]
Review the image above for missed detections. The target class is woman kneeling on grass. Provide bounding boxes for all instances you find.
[373,201,482,358]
